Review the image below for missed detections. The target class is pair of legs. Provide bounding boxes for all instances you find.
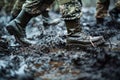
[6,0,105,47]
[10,0,59,26]
[96,0,120,25]
[96,0,110,25]
[10,0,26,20]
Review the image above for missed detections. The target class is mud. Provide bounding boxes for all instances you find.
[0,8,120,80]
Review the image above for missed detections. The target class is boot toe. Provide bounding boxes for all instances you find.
[90,36,105,47]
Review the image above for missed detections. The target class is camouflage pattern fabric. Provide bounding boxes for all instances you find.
[57,0,71,5]
[59,0,82,20]
[3,0,16,13]
[22,0,55,15]
[96,0,110,18]
[96,0,120,18]
[11,0,26,17]
[0,0,4,10]
[115,0,120,10]
[22,0,82,20]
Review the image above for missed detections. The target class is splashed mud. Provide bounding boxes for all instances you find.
[0,8,120,80]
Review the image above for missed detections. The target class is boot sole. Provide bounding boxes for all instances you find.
[66,37,105,48]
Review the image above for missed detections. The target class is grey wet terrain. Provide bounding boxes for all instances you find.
[0,8,120,80]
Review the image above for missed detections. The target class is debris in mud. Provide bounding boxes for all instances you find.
[0,7,120,80]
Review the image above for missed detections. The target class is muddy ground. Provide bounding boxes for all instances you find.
[0,8,120,80]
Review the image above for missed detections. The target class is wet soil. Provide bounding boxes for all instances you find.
[0,8,120,80]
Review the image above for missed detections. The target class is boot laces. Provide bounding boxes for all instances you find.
[78,32,96,47]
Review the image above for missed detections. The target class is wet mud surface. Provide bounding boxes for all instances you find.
[0,8,120,80]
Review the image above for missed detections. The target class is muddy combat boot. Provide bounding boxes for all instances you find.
[6,10,34,46]
[41,11,60,27]
[65,19,105,47]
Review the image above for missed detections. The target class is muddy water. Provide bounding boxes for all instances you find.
[0,8,120,80]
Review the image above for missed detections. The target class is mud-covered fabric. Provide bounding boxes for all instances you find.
[96,0,110,18]
[60,0,82,20]
[0,0,4,10]
[3,0,16,13]
[115,0,120,10]
[99,0,107,3]
[96,0,120,18]
[22,0,82,20]
[11,0,26,17]
[22,0,55,15]
[57,0,71,5]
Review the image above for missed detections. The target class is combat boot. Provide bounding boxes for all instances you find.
[6,10,34,46]
[65,19,105,47]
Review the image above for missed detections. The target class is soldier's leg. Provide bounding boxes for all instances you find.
[96,0,110,24]
[41,0,61,28]
[51,0,60,13]
[6,0,55,46]
[0,0,4,11]
[3,0,16,14]
[10,0,26,20]
[60,0,105,47]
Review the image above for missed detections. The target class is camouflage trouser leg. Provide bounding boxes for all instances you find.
[3,0,16,13]
[0,0,4,10]
[115,0,120,10]
[22,0,54,15]
[11,0,26,17]
[96,0,110,18]
[59,0,82,20]
[60,0,82,34]
[51,0,60,12]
